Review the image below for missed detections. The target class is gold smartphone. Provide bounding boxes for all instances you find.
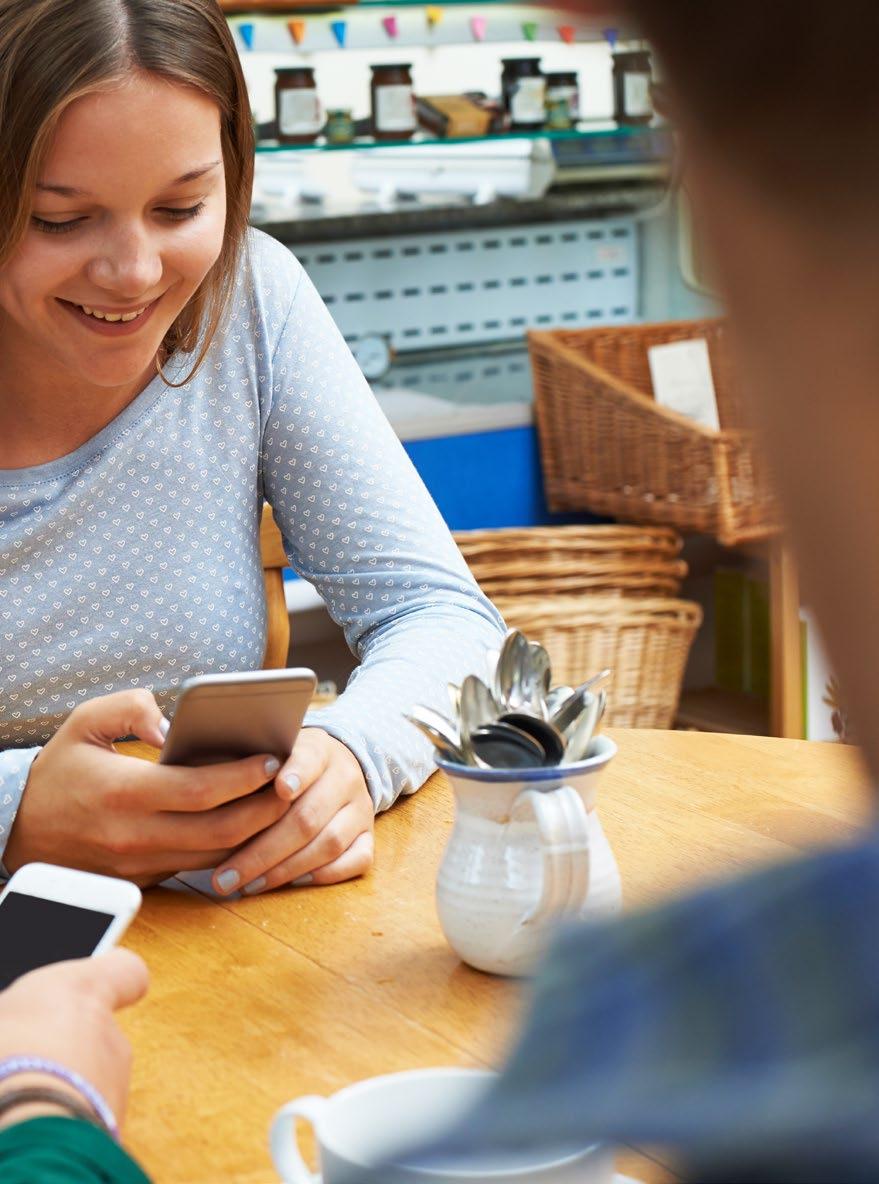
[159,668,316,767]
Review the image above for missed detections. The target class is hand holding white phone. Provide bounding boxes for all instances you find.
[0,863,147,1129]
[0,862,142,989]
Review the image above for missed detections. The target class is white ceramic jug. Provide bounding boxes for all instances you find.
[435,734,621,976]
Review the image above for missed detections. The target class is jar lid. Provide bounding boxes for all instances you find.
[370,63,412,71]
[545,71,578,83]
[501,57,542,67]
[275,66,314,77]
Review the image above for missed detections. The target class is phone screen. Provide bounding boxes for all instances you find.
[0,892,115,988]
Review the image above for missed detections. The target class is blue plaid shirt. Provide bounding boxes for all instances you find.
[361,832,879,1183]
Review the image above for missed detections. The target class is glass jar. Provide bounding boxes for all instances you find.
[500,58,546,132]
[325,108,355,145]
[274,67,323,145]
[612,49,653,126]
[544,71,580,128]
[370,63,416,140]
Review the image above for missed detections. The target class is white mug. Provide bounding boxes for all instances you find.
[270,1067,614,1183]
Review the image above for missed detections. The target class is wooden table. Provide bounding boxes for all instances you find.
[117,730,873,1184]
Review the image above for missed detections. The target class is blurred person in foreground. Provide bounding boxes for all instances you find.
[364,2,879,1182]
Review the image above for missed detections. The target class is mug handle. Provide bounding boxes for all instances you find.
[270,1095,326,1184]
[512,784,591,927]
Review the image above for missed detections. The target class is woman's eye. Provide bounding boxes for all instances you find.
[160,202,206,222]
[32,216,84,235]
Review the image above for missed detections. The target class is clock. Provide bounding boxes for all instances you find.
[352,334,394,382]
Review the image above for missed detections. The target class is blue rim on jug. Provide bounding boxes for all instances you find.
[435,733,617,781]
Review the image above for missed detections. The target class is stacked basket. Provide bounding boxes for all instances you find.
[455,524,702,729]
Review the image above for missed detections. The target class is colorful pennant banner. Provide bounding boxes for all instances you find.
[426,6,443,29]
[330,20,347,48]
[382,15,399,38]
[238,22,254,50]
[521,21,538,41]
[287,19,306,46]
[603,27,619,51]
[558,25,575,45]
[469,15,487,41]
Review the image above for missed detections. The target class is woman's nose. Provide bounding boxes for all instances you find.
[86,223,163,298]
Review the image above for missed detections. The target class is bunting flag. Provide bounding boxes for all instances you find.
[238,22,255,50]
[521,21,538,41]
[426,6,443,29]
[557,25,575,44]
[469,15,487,41]
[330,20,347,47]
[382,15,399,38]
[287,19,306,46]
[603,27,619,51]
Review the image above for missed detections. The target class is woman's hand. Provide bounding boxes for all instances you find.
[212,728,374,896]
[0,950,148,1126]
[4,690,290,886]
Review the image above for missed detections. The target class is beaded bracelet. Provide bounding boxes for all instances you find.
[0,1057,118,1141]
[0,1085,102,1129]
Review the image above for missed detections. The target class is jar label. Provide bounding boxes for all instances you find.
[623,72,651,117]
[547,84,579,120]
[510,77,546,125]
[279,89,322,135]
[375,84,416,132]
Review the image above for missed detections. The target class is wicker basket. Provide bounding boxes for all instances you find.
[492,594,703,729]
[455,524,687,601]
[529,319,782,546]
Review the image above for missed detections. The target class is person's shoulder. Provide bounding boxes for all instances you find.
[241,227,304,311]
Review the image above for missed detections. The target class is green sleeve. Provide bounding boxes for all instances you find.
[0,1116,152,1183]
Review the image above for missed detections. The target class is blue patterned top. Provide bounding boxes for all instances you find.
[0,229,504,859]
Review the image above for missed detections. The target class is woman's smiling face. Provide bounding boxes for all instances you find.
[0,71,227,391]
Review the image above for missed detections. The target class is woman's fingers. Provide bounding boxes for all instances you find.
[139,752,286,812]
[211,775,346,895]
[68,689,169,750]
[273,727,332,803]
[239,805,374,895]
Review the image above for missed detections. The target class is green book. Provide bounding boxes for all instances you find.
[747,574,770,699]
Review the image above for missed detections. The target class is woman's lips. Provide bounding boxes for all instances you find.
[57,296,160,337]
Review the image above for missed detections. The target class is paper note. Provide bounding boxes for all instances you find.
[647,337,720,430]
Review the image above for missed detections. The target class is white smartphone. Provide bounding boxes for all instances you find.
[159,668,317,768]
[0,862,142,989]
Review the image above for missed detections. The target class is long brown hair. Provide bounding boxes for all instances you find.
[0,0,255,378]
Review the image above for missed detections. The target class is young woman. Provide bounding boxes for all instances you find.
[0,0,503,895]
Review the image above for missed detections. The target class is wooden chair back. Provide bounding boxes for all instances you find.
[260,505,291,669]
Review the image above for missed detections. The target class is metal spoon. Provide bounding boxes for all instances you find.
[550,669,612,734]
[525,641,552,718]
[459,674,499,763]
[562,687,609,763]
[470,722,547,769]
[405,706,467,764]
[545,685,574,717]
[496,630,530,712]
[499,712,565,765]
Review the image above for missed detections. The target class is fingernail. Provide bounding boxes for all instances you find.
[291,873,313,887]
[279,771,301,800]
[264,757,281,777]
[243,876,267,896]
[159,716,171,737]
[215,869,240,894]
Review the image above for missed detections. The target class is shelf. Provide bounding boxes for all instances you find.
[256,122,667,154]
[676,688,770,737]
[222,1,611,9]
